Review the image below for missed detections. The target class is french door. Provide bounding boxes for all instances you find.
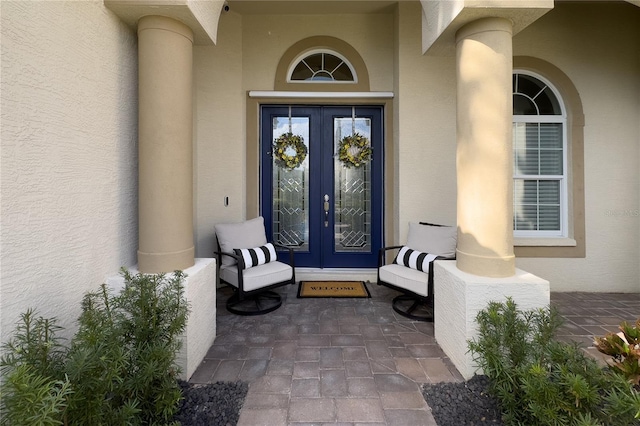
[260,105,384,268]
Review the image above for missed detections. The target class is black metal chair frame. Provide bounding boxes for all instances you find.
[377,245,453,322]
[216,242,296,316]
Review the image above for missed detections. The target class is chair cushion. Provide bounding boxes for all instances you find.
[220,261,293,292]
[394,246,438,272]
[234,243,277,269]
[406,222,457,258]
[215,217,268,265]
[379,264,430,297]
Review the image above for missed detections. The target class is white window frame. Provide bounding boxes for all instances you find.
[287,49,358,84]
[513,70,568,239]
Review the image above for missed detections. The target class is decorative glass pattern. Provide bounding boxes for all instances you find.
[290,51,355,82]
[272,116,309,249]
[333,117,372,252]
[513,73,561,115]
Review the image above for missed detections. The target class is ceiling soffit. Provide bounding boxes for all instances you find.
[105,0,225,45]
[421,0,554,56]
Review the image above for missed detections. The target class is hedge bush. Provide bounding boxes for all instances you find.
[0,269,190,425]
[468,297,640,426]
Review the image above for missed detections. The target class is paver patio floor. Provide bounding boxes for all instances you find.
[189,282,639,425]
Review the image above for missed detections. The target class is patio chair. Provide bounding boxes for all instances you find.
[215,216,295,315]
[377,222,457,321]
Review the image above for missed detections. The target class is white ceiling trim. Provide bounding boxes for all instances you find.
[248,91,394,99]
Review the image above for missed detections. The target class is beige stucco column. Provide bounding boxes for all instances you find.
[137,15,195,273]
[455,17,515,278]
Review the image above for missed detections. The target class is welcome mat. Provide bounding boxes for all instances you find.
[297,281,371,298]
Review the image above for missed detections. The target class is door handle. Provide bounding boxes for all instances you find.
[324,194,330,228]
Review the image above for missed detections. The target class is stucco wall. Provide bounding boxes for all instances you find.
[1,1,138,340]
[192,2,639,293]
[395,2,458,241]
[193,11,396,256]
[394,1,640,292]
[241,13,395,92]
[194,6,459,252]
[193,11,244,258]
[513,3,640,292]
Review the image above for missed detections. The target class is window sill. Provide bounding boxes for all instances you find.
[514,237,577,247]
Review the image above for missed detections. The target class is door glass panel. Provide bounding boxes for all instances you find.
[272,116,309,249]
[333,117,372,253]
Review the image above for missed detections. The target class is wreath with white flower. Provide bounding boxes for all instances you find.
[338,133,372,168]
[273,132,307,171]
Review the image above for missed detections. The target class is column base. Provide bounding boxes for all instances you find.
[137,246,195,274]
[456,248,516,278]
[106,258,216,381]
[434,260,549,380]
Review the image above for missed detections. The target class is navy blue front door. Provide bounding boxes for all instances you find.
[261,105,383,268]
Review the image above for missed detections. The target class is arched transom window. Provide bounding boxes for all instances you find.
[512,72,567,237]
[288,50,357,83]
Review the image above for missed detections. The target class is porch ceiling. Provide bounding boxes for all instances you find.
[227,0,397,15]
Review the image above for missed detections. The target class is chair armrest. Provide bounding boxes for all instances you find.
[214,250,245,269]
[378,245,404,267]
[273,243,296,268]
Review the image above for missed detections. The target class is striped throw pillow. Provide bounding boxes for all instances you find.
[234,243,277,269]
[394,246,438,272]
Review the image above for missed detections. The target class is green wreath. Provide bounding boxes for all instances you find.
[273,132,308,171]
[338,132,372,168]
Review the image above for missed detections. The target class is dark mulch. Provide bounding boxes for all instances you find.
[421,375,504,425]
[174,380,248,426]
[173,376,502,426]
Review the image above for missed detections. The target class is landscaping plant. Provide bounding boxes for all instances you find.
[468,297,640,426]
[0,310,71,425]
[594,318,640,387]
[0,269,190,425]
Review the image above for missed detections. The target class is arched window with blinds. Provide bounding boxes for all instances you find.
[513,72,567,237]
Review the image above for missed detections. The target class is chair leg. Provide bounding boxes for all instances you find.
[226,290,282,316]
[391,294,434,322]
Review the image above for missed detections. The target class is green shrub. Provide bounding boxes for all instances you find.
[0,364,73,426]
[0,310,71,425]
[64,283,138,424]
[0,269,190,425]
[468,297,640,426]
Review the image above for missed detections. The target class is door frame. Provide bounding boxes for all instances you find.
[245,94,397,268]
[259,105,384,268]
